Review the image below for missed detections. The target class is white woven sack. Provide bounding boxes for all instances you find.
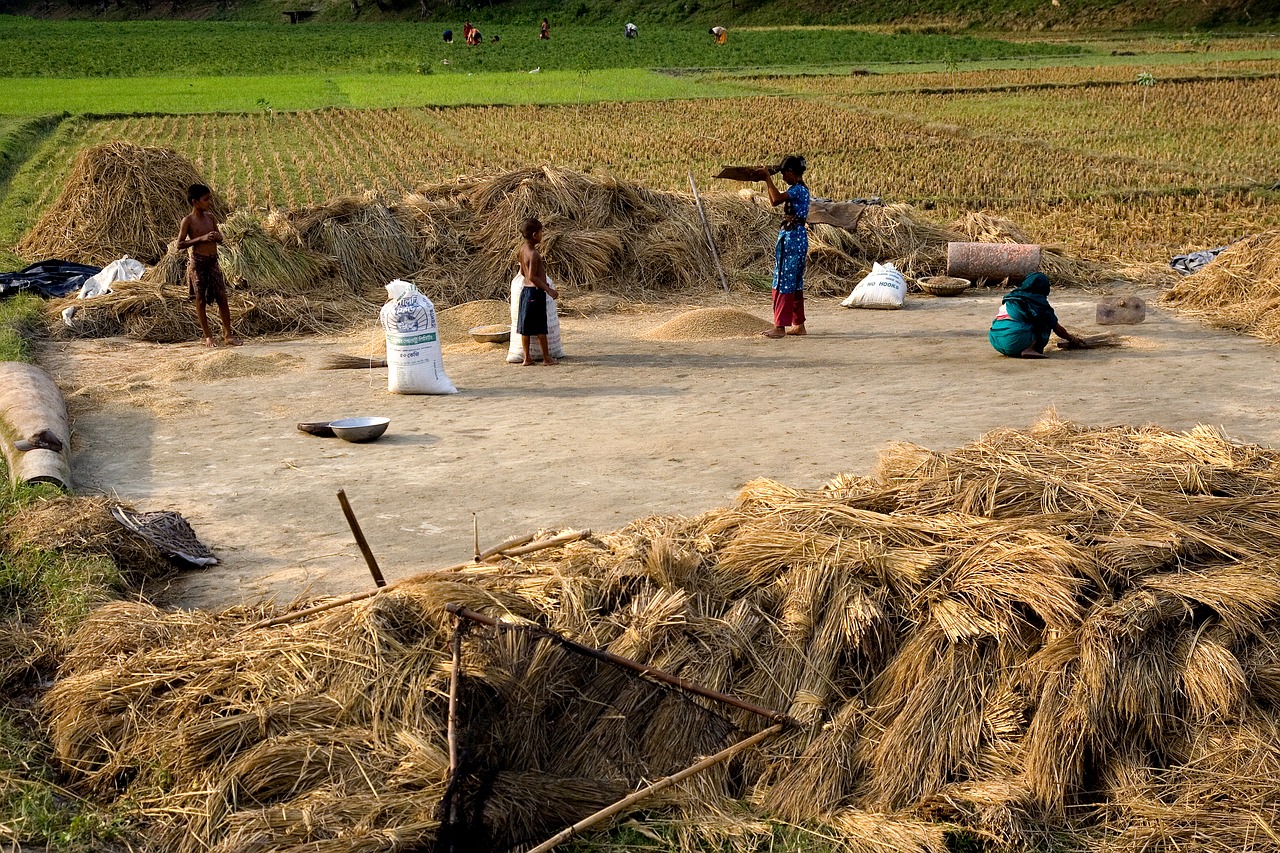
[841,262,907,310]
[380,280,458,395]
[506,274,565,363]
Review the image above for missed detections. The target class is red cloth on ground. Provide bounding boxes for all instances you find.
[773,289,805,327]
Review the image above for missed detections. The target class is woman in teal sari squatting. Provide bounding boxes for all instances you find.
[989,272,1083,358]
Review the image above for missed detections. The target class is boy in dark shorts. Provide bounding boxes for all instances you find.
[177,183,240,347]
[516,217,558,366]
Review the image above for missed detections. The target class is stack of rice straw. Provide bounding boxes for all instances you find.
[31,153,1120,342]
[43,414,1280,852]
[1162,230,1280,344]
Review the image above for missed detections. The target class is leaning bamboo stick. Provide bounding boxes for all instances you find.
[524,723,785,853]
[447,622,462,775]
[245,529,591,630]
[688,171,730,293]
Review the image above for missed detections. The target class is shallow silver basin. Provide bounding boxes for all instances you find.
[329,416,391,443]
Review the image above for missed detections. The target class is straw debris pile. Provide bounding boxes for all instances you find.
[1162,230,1280,344]
[31,160,1115,343]
[41,415,1280,852]
[17,142,228,266]
[1,495,180,686]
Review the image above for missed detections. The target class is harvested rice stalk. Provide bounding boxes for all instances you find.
[18,142,226,265]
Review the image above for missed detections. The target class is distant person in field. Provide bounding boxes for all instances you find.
[624,22,637,38]
[462,21,473,40]
[540,17,550,39]
[757,155,809,339]
[443,28,453,42]
[988,272,1084,358]
[709,25,727,44]
[176,183,240,348]
[516,217,559,366]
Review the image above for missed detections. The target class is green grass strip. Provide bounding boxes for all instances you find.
[0,68,758,115]
[0,18,1079,78]
[0,293,42,364]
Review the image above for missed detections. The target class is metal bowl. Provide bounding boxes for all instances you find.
[469,324,512,344]
[329,416,391,443]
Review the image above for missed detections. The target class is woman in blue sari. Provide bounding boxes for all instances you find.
[989,272,1083,358]
[757,155,810,339]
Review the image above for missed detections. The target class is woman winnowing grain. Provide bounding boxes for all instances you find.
[989,272,1085,358]
[757,155,810,339]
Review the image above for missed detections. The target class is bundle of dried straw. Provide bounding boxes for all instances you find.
[40,415,1280,853]
[31,159,1116,342]
[1162,230,1280,344]
[17,142,227,266]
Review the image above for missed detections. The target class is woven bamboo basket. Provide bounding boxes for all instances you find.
[917,275,971,296]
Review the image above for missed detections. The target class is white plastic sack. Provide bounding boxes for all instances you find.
[506,274,565,364]
[80,256,145,299]
[380,280,457,395]
[841,262,907,310]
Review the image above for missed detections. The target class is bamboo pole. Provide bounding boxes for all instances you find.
[446,604,797,726]
[524,723,785,853]
[337,489,386,588]
[688,171,730,293]
[447,622,463,775]
[245,529,590,631]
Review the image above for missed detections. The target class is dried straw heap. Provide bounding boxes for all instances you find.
[1162,230,1280,344]
[43,415,1280,853]
[17,142,229,266]
[35,159,1115,343]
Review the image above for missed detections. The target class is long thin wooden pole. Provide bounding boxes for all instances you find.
[445,604,796,726]
[245,529,590,631]
[525,723,785,853]
[447,622,462,775]
[689,171,730,293]
[337,489,386,587]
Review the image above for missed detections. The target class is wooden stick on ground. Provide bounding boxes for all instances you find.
[245,528,591,631]
[337,489,386,588]
[525,723,785,853]
[689,171,730,293]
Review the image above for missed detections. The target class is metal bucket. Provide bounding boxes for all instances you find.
[946,242,1042,281]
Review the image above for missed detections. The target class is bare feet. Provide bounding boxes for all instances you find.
[786,324,807,336]
[1019,348,1049,359]
[202,337,216,347]
[542,357,558,366]
[521,359,535,366]
[225,337,243,347]
[761,327,785,339]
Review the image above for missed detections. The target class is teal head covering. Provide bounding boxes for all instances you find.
[1002,273,1056,330]
[1019,272,1051,296]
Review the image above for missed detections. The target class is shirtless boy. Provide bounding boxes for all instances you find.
[177,183,240,347]
[516,217,558,366]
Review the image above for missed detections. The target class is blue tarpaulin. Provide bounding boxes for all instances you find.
[0,260,101,300]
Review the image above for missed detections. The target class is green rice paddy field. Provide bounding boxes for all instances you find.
[1,25,1278,271]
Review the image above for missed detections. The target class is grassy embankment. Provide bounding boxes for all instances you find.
[0,293,138,850]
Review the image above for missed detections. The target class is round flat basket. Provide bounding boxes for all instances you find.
[918,275,971,297]
[470,324,511,343]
